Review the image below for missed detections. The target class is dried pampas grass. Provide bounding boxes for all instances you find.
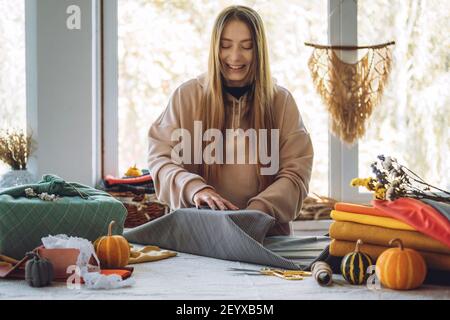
[0,129,36,170]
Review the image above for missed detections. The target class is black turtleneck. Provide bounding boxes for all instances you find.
[223,84,252,100]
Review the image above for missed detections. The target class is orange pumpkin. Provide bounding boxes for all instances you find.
[125,165,142,177]
[376,238,427,290]
[94,221,130,268]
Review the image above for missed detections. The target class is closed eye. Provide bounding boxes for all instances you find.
[220,45,253,50]
[220,39,253,50]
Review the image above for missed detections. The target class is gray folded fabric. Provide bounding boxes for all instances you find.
[124,208,330,270]
[422,199,450,221]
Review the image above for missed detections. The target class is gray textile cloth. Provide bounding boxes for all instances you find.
[422,199,450,221]
[263,236,330,266]
[124,208,330,270]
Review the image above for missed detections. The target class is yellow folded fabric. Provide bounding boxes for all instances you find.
[331,210,416,231]
[0,254,19,264]
[0,254,18,270]
[330,239,450,271]
[128,245,177,264]
[330,221,450,255]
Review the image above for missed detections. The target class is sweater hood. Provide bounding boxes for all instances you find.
[195,72,278,130]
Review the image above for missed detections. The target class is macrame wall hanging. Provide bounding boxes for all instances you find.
[305,41,395,144]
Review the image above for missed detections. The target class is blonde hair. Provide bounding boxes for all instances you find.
[198,5,277,192]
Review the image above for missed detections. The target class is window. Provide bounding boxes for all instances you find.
[117,0,329,196]
[0,0,26,175]
[358,0,450,191]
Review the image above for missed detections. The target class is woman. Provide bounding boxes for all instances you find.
[148,5,313,236]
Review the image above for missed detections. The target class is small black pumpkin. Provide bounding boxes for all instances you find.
[25,251,54,287]
[340,239,373,285]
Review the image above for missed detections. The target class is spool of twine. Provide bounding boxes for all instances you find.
[311,261,333,286]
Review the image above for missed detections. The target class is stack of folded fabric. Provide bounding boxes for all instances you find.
[98,170,169,228]
[99,169,155,194]
[328,198,450,278]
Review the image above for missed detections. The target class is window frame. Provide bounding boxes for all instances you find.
[102,0,119,179]
[327,0,372,204]
[25,0,38,176]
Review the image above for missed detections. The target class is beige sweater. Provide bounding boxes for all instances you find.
[148,73,314,236]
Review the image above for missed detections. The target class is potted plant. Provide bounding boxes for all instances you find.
[0,129,37,188]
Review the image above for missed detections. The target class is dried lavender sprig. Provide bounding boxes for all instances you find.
[385,157,449,195]
[406,184,443,199]
[408,193,450,203]
[401,165,450,195]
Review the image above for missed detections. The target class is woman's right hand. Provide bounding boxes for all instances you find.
[193,188,239,211]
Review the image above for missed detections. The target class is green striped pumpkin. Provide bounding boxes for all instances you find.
[341,239,373,285]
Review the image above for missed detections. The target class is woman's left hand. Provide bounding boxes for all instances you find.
[193,188,240,211]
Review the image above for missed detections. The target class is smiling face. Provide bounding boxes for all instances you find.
[219,19,254,87]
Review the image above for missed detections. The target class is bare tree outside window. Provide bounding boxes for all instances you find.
[358,0,450,191]
[1,1,446,195]
[0,0,26,175]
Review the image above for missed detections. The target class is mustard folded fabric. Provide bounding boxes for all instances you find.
[331,210,415,231]
[330,239,450,271]
[128,245,177,264]
[0,254,18,270]
[330,221,450,255]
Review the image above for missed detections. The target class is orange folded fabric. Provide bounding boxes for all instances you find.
[335,202,379,216]
[373,198,450,248]
[99,269,133,280]
[330,239,450,271]
[330,221,450,255]
[105,174,152,186]
[335,199,450,248]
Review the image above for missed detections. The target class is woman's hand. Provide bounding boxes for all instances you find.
[193,188,239,211]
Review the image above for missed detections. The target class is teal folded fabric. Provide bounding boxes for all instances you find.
[0,174,127,259]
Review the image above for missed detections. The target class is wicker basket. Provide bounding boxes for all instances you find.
[107,191,169,228]
[296,194,337,220]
